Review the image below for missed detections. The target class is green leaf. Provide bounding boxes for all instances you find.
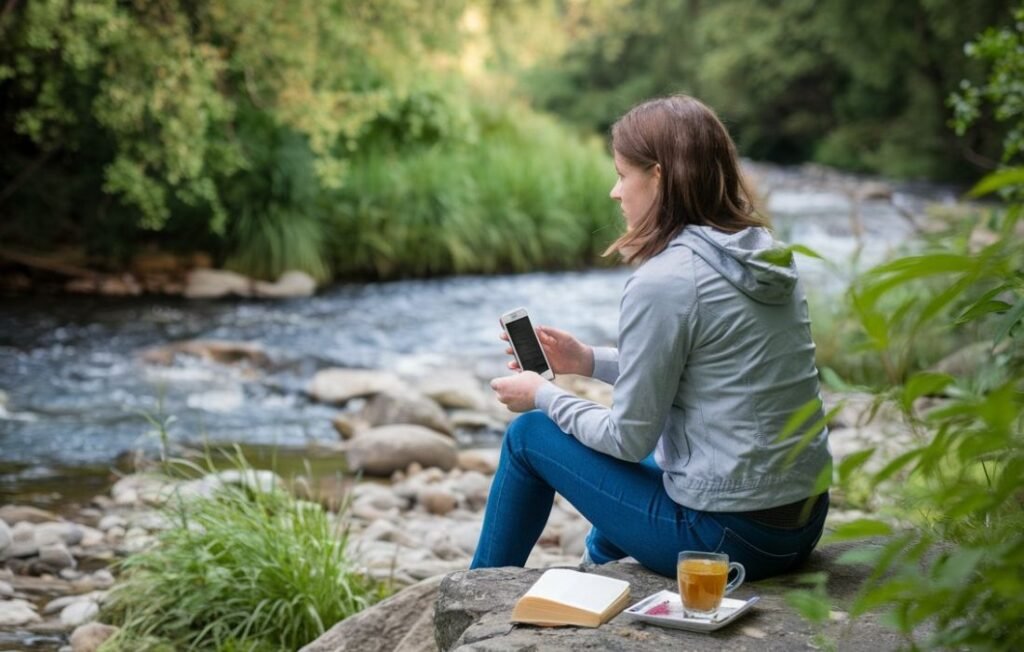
[757,247,794,266]
[901,372,954,412]
[776,397,824,442]
[873,448,924,484]
[967,167,1024,197]
[790,244,824,260]
[784,590,830,625]
[993,297,1024,345]
[837,546,882,565]
[838,448,876,482]
[824,518,893,542]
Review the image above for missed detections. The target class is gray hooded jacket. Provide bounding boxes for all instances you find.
[535,225,832,511]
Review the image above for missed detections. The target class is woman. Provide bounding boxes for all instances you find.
[473,95,831,581]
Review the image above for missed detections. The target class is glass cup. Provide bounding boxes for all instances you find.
[676,551,745,617]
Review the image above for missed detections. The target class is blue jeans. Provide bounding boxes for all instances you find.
[471,412,828,581]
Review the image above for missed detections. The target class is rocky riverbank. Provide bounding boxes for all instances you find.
[0,343,914,651]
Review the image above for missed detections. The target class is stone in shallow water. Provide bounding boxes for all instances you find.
[0,598,42,627]
[38,544,76,572]
[363,391,454,436]
[60,600,99,627]
[308,368,406,405]
[346,425,458,476]
[0,505,60,525]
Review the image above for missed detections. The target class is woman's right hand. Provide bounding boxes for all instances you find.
[501,326,594,377]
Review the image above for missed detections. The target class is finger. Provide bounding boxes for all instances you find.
[507,360,520,370]
[505,346,514,355]
[499,332,509,341]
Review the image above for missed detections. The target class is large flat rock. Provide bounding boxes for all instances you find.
[435,540,910,651]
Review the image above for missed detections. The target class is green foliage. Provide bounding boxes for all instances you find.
[813,143,1024,652]
[100,450,384,651]
[328,105,620,279]
[951,6,1024,165]
[519,0,1009,179]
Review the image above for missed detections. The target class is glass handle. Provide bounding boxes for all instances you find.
[724,562,745,595]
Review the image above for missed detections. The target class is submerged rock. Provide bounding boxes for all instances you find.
[346,425,458,476]
[309,369,406,404]
[363,391,454,436]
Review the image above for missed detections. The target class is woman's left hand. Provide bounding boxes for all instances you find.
[490,371,548,413]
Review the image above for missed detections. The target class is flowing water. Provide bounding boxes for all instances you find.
[0,163,959,506]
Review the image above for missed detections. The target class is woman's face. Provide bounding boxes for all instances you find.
[610,150,660,230]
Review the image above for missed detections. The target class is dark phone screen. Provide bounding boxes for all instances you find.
[506,316,550,375]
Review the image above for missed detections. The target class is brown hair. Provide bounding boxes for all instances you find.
[605,95,767,264]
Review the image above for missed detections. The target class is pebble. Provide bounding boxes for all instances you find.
[70,622,118,652]
[0,598,42,627]
[60,600,99,627]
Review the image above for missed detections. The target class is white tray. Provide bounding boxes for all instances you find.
[623,590,759,632]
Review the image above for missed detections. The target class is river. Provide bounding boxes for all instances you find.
[0,162,958,505]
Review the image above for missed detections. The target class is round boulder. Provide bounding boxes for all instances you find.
[346,425,457,476]
[308,369,405,405]
[362,391,453,436]
[71,622,119,652]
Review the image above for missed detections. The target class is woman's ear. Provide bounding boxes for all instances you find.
[652,163,662,180]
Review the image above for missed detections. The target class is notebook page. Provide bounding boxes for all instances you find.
[523,569,629,613]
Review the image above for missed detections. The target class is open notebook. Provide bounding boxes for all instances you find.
[511,569,632,628]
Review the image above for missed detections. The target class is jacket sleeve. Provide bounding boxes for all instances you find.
[591,346,619,384]
[535,272,693,462]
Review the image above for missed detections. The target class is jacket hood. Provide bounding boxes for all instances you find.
[672,225,798,304]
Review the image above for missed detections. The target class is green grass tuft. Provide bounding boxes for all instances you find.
[100,451,384,651]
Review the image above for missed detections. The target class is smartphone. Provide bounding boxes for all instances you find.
[500,308,555,380]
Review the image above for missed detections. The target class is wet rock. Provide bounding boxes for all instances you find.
[110,473,172,506]
[60,599,99,627]
[363,391,454,436]
[449,410,502,431]
[253,270,317,298]
[299,575,444,652]
[0,519,10,555]
[416,372,488,410]
[346,425,458,477]
[97,515,127,532]
[0,580,13,598]
[455,449,500,475]
[36,522,84,547]
[140,338,270,368]
[184,269,252,299]
[449,471,490,511]
[4,521,39,559]
[331,413,367,440]
[38,544,76,572]
[78,526,104,548]
[0,598,42,627]
[309,369,406,405]
[856,181,894,201]
[418,487,458,516]
[70,622,119,652]
[0,505,60,524]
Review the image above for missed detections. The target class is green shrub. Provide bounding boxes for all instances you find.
[790,14,1024,646]
[100,452,384,651]
[328,104,620,279]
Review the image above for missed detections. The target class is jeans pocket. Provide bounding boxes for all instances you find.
[716,527,800,581]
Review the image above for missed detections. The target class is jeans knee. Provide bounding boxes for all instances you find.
[504,411,558,455]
